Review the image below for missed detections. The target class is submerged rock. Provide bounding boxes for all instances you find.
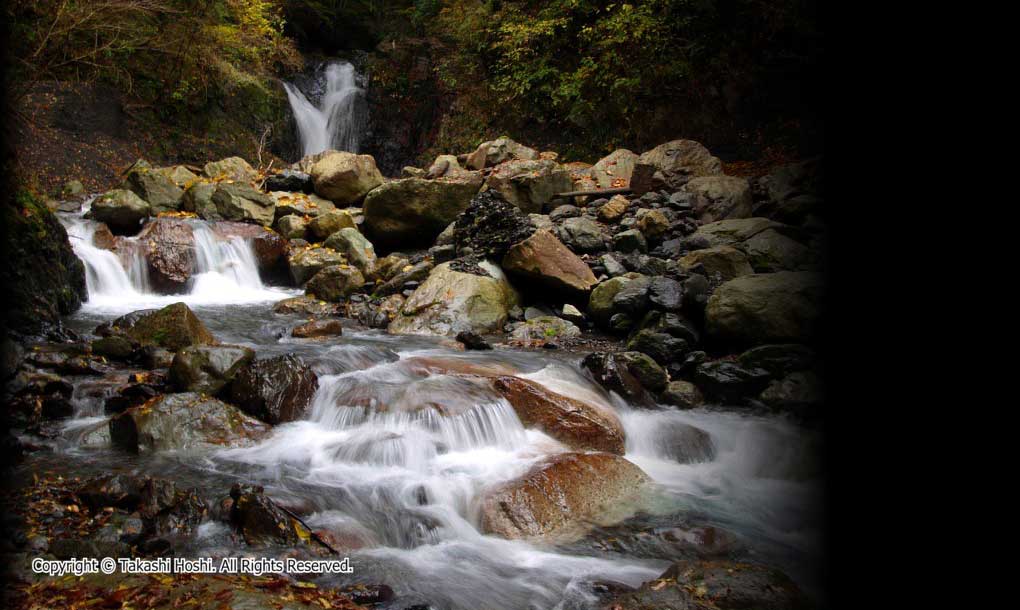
[229,355,319,424]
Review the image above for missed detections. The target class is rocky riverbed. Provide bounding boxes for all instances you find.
[2,137,826,610]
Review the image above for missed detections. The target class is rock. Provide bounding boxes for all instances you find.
[271,295,341,317]
[323,227,376,274]
[288,247,348,285]
[229,355,318,424]
[264,170,314,193]
[229,484,313,546]
[363,176,484,249]
[605,560,809,610]
[98,303,215,351]
[682,175,753,222]
[292,319,344,338]
[169,345,255,395]
[601,253,628,277]
[694,361,772,403]
[635,209,670,241]
[611,275,651,315]
[508,316,581,345]
[206,221,287,273]
[614,350,669,392]
[479,452,647,542]
[679,246,754,280]
[402,166,426,178]
[738,344,816,377]
[490,376,625,453]
[91,224,117,250]
[109,393,269,453]
[706,272,824,346]
[62,179,86,198]
[388,261,519,336]
[455,331,492,350]
[88,190,150,234]
[276,214,308,239]
[426,154,474,179]
[92,335,136,360]
[77,474,146,511]
[743,228,814,272]
[549,204,580,221]
[271,191,335,218]
[305,265,365,301]
[309,151,385,204]
[121,167,184,213]
[181,182,219,219]
[452,190,534,258]
[654,421,715,463]
[588,275,638,325]
[661,380,704,409]
[692,217,784,248]
[581,351,657,406]
[373,260,433,297]
[760,371,824,412]
[485,159,573,213]
[212,183,275,226]
[307,209,357,240]
[598,195,630,222]
[613,229,647,253]
[626,329,687,366]
[136,218,195,293]
[204,157,259,182]
[755,158,824,224]
[630,140,723,194]
[647,276,684,311]
[466,137,539,169]
[556,216,606,253]
[590,149,639,189]
[502,229,598,299]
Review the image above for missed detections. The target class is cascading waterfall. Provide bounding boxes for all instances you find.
[283,61,367,157]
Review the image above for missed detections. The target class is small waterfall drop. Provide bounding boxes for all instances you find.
[283,61,367,157]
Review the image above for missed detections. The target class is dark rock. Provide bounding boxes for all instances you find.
[339,584,395,605]
[648,276,684,311]
[581,352,656,407]
[556,216,606,253]
[169,344,255,395]
[549,204,580,221]
[660,380,704,409]
[77,474,146,511]
[738,344,816,377]
[613,351,669,393]
[456,331,492,350]
[654,421,715,463]
[105,382,161,414]
[265,170,314,193]
[760,371,824,413]
[626,329,688,366]
[613,229,647,253]
[639,311,700,345]
[694,361,772,403]
[97,303,216,351]
[229,355,319,424]
[292,319,344,338]
[609,313,635,333]
[229,483,313,546]
[92,335,136,360]
[452,190,534,258]
[611,276,651,315]
[374,260,433,297]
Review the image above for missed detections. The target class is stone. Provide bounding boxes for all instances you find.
[426,154,475,179]
[466,137,539,169]
[212,183,275,226]
[275,214,308,239]
[588,275,637,325]
[203,157,258,183]
[388,261,519,336]
[307,209,357,240]
[635,209,670,241]
[694,361,772,403]
[590,149,639,189]
[109,393,269,453]
[455,331,492,350]
[630,140,723,194]
[661,380,704,409]
[508,316,582,345]
[264,169,313,193]
[683,175,754,222]
[581,351,656,407]
[323,227,376,274]
[363,176,484,249]
[229,484,313,546]
[485,159,573,213]
[679,245,754,280]
[738,344,816,378]
[169,344,255,395]
[97,303,215,351]
[373,260,433,297]
[135,218,195,293]
[181,182,219,219]
[743,228,815,272]
[502,229,598,299]
[692,217,784,248]
[288,247,348,285]
[611,275,651,315]
[305,264,366,301]
[479,452,647,542]
[121,168,184,214]
[292,319,345,338]
[626,329,688,366]
[556,216,606,253]
[613,229,647,253]
[549,204,580,221]
[490,376,625,454]
[655,421,715,463]
[271,191,335,218]
[309,151,384,204]
[760,371,824,412]
[647,276,684,311]
[613,351,669,392]
[452,190,534,258]
[598,195,630,222]
[229,355,318,424]
[88,189,150,234]
[601,253,628,277]
[706,272,824,346]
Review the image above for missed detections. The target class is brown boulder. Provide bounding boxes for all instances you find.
[210,221,287,271]
[292,319,344,338]
[502,229,598,299]
[136,218,195,293]
[630,140,723,194]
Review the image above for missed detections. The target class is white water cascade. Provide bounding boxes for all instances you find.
[283,61,367,157]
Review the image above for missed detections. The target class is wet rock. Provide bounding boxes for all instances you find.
[265,169,314,193]
[339,584,396,605]
[305,264,366,301]
[121,167,184,213]
[479,452,647,542]
[88,189,150,234]
[363,175,484,249]
[292,319,344,338]
[508,316,581,346]
[212,183,275,226]
[630,139,723,194]
[760,371,824,412]
[581,351,656,406]
[77,474,146,511]
[626,329,688,366]
[455,331,492,350]
[104,381,161,414]
[452,190,534,258]
[288,247,348,285]
[169,344,255,395]
[109,392,269,453]
[209,221,288,272]
[613,351,669,393]
[204,156,259,183]
[229,355,318,424]
[611,275,651,316]
[590,149,639,189]
[323,227,377,274]
[613,229,647,253]
[229,484,313,546]
[485,159,573,213]
[661,560,809,610]
[694,361,772,403]
[502,229,598,299]
[655,422,715,463]
[556,216,606,253]
[97,303,216,351]
[90,223,117,250]
[660,380,704,409]
[388,261,519,336]
[272,295,341,316]
[679,245,754,280]
[647,276,684,311]
[706,272,824,347]
[136,217,195,293]
[466,137,539,169]
[307,208,357,240]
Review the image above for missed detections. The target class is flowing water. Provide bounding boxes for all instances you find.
[32,207,826,609]
[283,61,368,157]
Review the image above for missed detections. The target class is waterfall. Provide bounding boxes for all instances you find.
[65,218,148,299]
[283,61,367,157]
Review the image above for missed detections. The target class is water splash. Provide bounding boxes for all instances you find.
[283,61,367,157]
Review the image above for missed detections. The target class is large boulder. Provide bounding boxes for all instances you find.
[270,191,335,218]
[466,137,539,170]
[135,218,195,293]
[323,227,376,274]
[691,217,785,248]
[109,393,269,453]
[742,228,815,272]
[484,159,573,214]
[589,149,639,189]
[630,140,723,194]
[706,272,824,346]
[97,303,216,351]
[479,452,648,542]
[229,355,319,424]
[203,157,258,183]
[288,246,348,285]
[169,345,255,395]
[154,165,200,188]
[679,245,754,280]
[121,167,184,213]
[452,190,534,258]
[502,229,598,299]
[683,175,753,223]
[264,169,314,194]
[490,377,625,454]
[363,175,484,249]
[212,183,275,226]
[181,182,219,220]
[305,264,366,302]
[309,151,384,204]
[89,190,150,235]
[388,261,519,336]
[307,209,357,240]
